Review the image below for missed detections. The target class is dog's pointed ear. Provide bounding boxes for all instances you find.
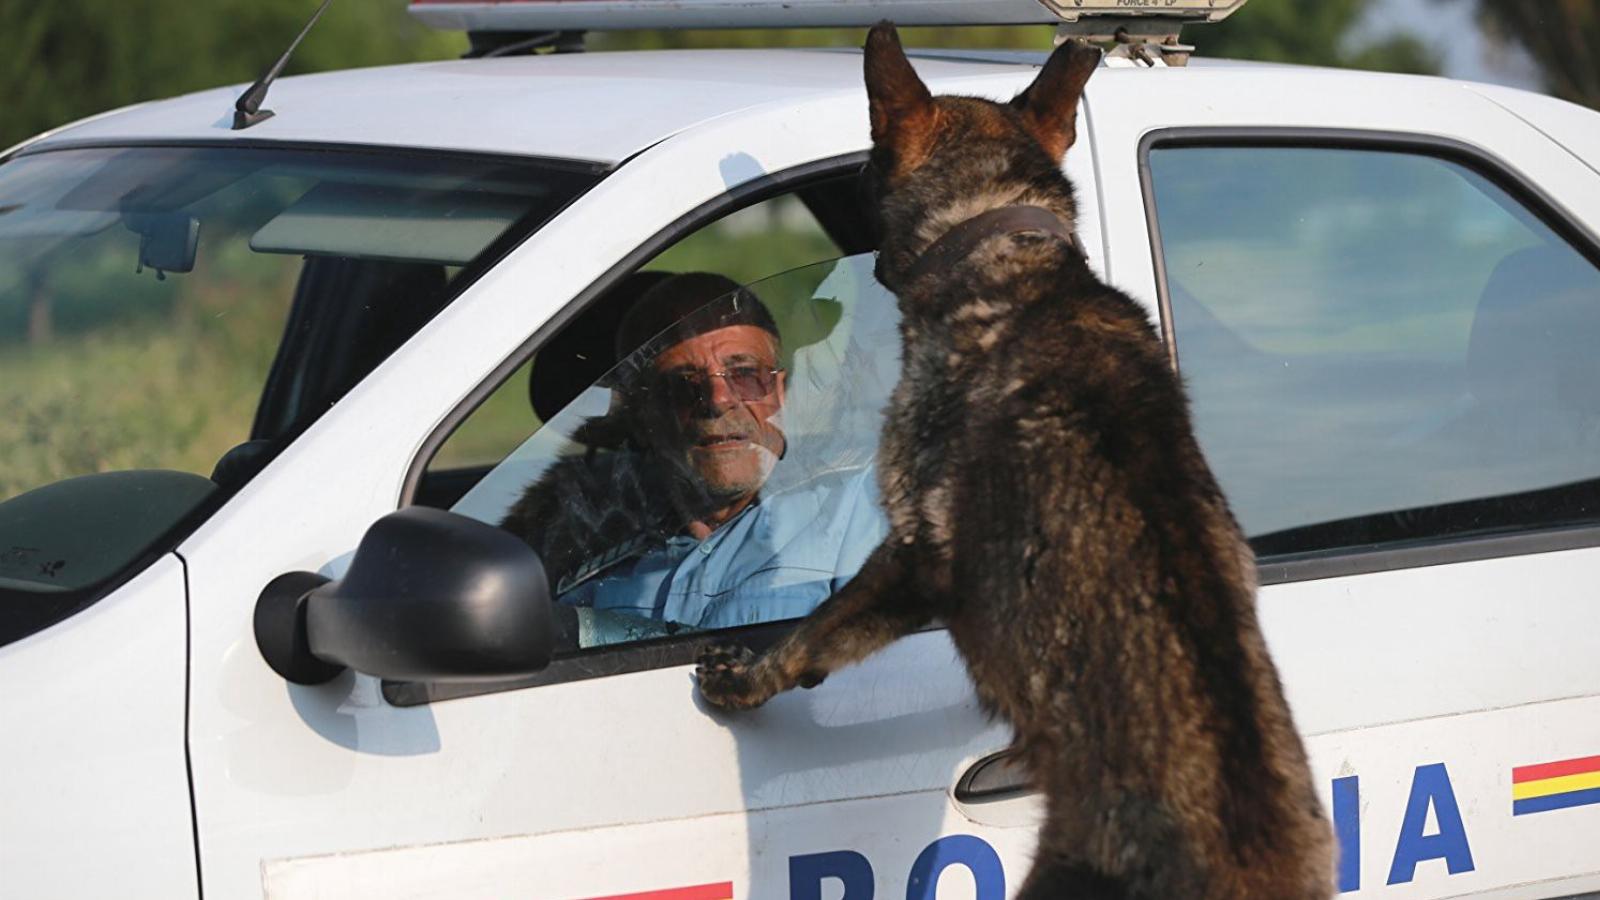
[865,22,937,172]
[1011,39,1101,161]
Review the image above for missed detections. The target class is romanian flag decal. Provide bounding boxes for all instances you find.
[1512,754,1600,816]
[577,883,734,900]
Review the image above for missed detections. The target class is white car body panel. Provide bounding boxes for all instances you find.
[1467,82,1600,181]
[258,696,1600,900]
[5,45,1600,900]
[27,52,1027,164]
[0,555,197,899]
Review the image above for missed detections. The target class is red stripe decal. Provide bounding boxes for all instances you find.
[576,883,733,900]
[1512,754,1600,783]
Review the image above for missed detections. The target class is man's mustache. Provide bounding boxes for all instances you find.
[680,410,781,445]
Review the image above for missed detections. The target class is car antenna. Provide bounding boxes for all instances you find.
[233,0,333,130]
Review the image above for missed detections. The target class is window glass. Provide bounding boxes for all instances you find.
[451,254,896,650]
[427,355,537,474]
[1149,146,1600,557]
[646,191,842,284]
[422,180,856,506]
[0,145,598,645]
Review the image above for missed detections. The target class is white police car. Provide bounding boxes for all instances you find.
[3,1,1599,897]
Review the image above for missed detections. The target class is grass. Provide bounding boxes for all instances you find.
[0,238,292,501]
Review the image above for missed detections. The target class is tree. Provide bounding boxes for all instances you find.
[1196,0,1439,73]
[0,1,463,150]
[1460,0,1599,108]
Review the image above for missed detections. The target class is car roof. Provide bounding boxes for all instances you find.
[16,47,1567,166]
[19,49,1039,165]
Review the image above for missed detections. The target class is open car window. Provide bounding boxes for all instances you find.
[449,254,898,652]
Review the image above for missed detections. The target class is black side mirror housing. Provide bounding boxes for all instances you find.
[254,506,554,685]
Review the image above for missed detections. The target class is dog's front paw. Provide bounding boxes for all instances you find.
[695,642,775,711]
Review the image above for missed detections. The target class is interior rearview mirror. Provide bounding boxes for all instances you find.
[125,211,200,275]
[253,506,555,685]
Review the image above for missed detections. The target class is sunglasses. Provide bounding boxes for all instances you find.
[653,366,781,407]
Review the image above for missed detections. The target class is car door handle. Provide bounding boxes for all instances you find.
[954,749,1034,802]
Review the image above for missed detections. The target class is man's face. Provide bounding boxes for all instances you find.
[647,324,786,505]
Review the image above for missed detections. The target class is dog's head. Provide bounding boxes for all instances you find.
[863,23,1100,288]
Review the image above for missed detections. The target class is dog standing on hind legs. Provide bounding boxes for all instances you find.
[695,24,1334,899]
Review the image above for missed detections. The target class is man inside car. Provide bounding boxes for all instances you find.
[499,272,884,643]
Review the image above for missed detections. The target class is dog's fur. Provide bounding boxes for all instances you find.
[696,25,1333,898]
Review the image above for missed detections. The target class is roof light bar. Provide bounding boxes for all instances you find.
[407,0,1247,32]
[1052,1,1248,44]
[1047,1,1249,25]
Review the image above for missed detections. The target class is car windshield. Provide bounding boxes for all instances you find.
[0,143,600,645]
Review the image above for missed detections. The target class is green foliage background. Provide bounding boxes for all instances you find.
[0,1,462,150]
[1466,0,1599,109]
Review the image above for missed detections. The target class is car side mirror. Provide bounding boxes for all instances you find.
[253,506,554,685]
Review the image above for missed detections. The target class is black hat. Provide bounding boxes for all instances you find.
[614,271,780,363]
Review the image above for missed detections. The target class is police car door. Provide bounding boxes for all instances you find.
[1093,71,1600,897]
[188,121,1101,897]
[378,167,1092,898]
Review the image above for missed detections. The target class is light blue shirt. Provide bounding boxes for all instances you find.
[557,464,885,633]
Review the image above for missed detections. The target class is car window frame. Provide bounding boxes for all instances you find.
[1138,127,1600,586]
[0,138,607,649]
[387,152,870,706]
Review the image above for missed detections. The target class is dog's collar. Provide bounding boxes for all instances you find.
[904,205,1084,285]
